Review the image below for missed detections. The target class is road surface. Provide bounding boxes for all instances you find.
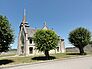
[3,56,92,69]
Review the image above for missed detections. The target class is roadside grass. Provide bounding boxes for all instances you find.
[51,53,77,59]
[84,52,92,55]
[0,56,36,66]
[0,52,89,66]
[0,54,16,57]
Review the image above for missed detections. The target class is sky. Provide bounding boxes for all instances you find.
[0,0,92,49]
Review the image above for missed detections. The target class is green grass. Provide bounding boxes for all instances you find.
[0,54,16,57]
[0,56,36,66]
[6,56,36,64]
[51,52,80,59]
[0,52,90,67]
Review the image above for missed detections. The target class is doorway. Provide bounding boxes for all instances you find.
[29,47,33,54]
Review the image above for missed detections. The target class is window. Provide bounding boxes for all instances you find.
[29,38,32,44]
[57,47,59,52]
[29,47,33,54]
[28,37,32,44]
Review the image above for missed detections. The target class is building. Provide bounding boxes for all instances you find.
[17,10,66,56]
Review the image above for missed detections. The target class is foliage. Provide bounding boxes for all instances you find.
[33,29,59,58]
[0,15,14,52]
[68,27,91,55]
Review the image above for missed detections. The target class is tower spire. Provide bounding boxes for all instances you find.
[42,21,48,30]
[20,9,29,27]
[22,9,26,23]
[24,9,26,16]
[44,21,47,26]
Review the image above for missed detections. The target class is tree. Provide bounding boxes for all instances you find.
[68,27,91,55]
[0,15,14,52]
[33,29,59,58]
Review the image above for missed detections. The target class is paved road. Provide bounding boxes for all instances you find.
[3,56,92,69]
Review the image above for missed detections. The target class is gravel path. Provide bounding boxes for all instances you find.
[3,56,92,69]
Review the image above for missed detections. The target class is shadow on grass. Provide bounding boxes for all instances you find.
[32,56,56,60]
[66,52,87,55]
[0,59,14,65]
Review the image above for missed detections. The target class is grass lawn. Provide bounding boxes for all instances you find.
[0,52,88,67]
[0,54,16,57]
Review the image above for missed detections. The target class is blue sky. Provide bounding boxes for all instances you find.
[0,0,92,49]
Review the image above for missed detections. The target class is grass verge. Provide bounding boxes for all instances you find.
[0,52,88,67]
[0,54,16,57]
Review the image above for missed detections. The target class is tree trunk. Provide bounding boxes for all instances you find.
[44,50,49,59]
[79,47,84,55]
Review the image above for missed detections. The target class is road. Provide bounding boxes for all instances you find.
[3,56,92,69]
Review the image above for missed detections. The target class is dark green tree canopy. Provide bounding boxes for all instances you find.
[68,27,91,54]
[0,15,14,52]
[33,29,59,57]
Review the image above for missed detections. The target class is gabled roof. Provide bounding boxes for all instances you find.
[26,27,36,37]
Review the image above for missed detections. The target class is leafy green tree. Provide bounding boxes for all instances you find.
[33,29,59,58]
[0,15,14,52]
[68,27,91,55]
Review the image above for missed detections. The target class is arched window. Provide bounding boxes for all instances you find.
[30,38,32,44]
[57,47,59,52]
[28,37,32,44]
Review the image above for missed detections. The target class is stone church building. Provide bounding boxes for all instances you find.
[17,11,66,56]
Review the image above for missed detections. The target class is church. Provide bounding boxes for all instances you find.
[17,10,66,56]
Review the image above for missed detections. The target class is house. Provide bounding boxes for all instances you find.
[17,10,66,56]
